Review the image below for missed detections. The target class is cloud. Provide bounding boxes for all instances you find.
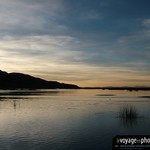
[80,10,103,20]
[1,17,150,86]
[0,0,150,86]
[0,0,67,36]
[143,19,150,27]
[0,35,83,61]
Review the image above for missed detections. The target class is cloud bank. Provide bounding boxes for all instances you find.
[0,0,150,86]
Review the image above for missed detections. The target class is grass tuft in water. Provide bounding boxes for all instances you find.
[119,105,138,119]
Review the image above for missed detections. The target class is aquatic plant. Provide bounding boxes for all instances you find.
[118,105,139,127]
[119,105,138,119]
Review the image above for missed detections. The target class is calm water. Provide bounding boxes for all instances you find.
[0,89,150,150]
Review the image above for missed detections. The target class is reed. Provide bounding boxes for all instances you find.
[119,105,138,119]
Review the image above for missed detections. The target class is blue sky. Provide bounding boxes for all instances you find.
[0,0,150,86]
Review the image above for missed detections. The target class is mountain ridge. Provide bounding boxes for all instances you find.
[0,70,80,89]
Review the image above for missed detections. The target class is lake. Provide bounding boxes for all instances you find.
[0,89,150,150]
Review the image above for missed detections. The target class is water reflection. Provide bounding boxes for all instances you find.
[13,100,17,111]
[0,89,77,97]
[119,113,138,128]
[0,90,59,96]
[0,90,150,150]
[12,100,21,111]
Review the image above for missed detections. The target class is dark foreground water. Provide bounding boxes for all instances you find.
[0,89,150,150]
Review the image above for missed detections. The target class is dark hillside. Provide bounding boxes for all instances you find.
[0,70,79,89]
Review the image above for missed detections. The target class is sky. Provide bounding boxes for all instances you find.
[0,0,150,87]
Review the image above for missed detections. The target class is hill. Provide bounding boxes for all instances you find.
[0,70,80,89]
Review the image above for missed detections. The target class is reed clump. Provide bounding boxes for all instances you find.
[119,105,138,119]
